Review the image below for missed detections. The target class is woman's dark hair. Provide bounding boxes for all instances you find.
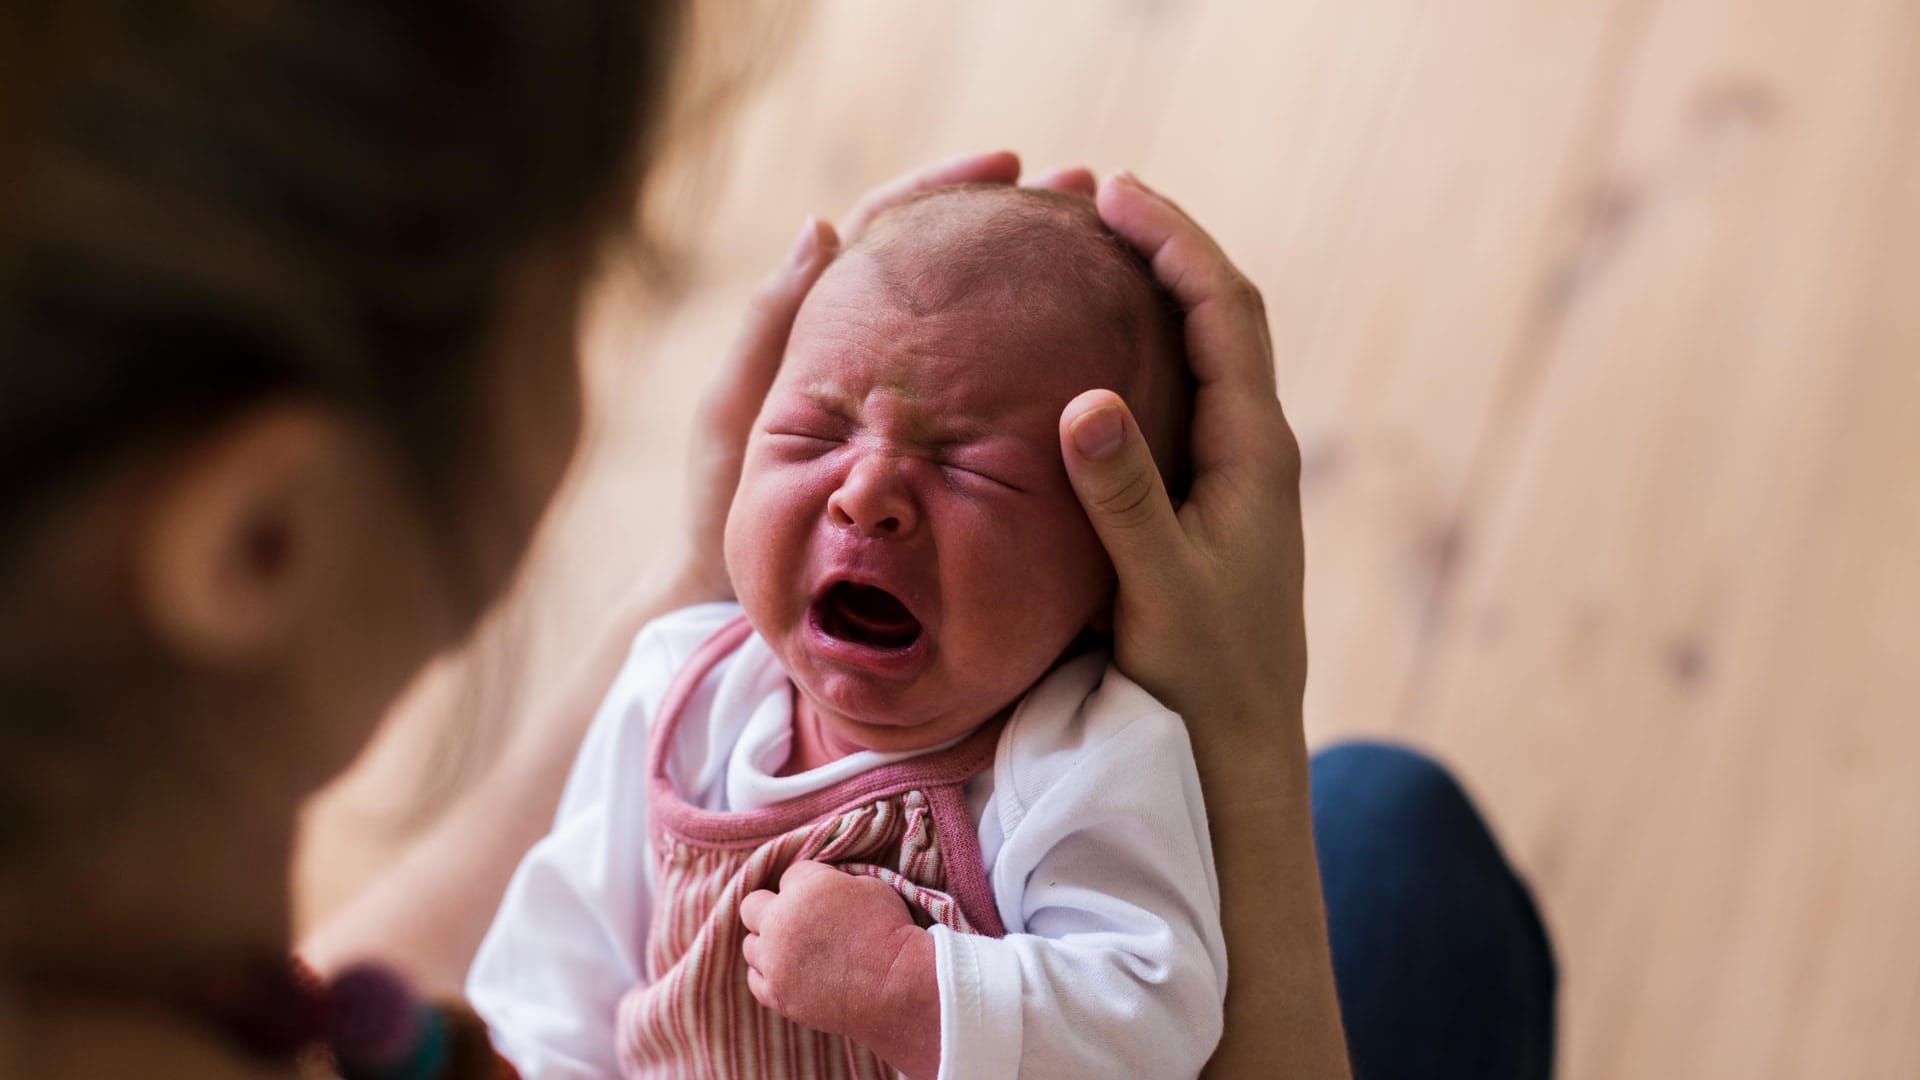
[0,0,684,532]
[0,0,685,866]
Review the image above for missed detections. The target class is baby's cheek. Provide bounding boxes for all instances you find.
[1035,497,1116,588]
[727,468,814,618]
[974,507,1111,637]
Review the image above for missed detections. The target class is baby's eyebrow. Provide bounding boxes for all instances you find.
[886,403,1004,446]
[795,386,859,414]
[791,384,1019,445]
[916,416,1000,445]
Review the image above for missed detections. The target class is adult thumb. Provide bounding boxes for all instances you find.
[1060,390,1187,583]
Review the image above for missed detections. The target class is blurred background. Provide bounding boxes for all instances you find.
[298,3,1920,1077]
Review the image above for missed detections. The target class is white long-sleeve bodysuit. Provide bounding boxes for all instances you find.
[468,603,1225,1079]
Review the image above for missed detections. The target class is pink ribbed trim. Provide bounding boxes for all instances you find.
[646,615,1007,938]
[925,780,1006,938]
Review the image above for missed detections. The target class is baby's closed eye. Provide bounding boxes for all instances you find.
[762,431,844,466]
[766,427,843,444]
[938,454,1028,494]
[936,435,1059,496]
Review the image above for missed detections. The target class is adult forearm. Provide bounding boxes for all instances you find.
[299,571,706,994]
[1195,700,1351,1080]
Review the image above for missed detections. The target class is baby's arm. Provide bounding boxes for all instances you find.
[741,677,1226,1080]
[739,862,942,1079]
[937,689,1227,1079]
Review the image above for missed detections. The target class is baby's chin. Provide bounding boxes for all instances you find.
[790,668,999,754]
[830,712,969,755]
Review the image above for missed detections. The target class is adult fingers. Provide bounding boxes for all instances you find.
[837,150,1022,241]
[739,888,774,932]
[741,931,763,972]
[1095,171,1285,483]
[1096,172,1275,398]
[1059,390,1188,591]
[1028,166,1097,196]
[709,217,841,432]
[679,216,841,601]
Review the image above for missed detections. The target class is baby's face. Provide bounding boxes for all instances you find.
[725,255,1126,753]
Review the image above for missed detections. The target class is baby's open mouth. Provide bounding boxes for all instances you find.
[815,582,922,650]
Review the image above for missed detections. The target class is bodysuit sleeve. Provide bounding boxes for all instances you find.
[465,603,740,1080]
[931,659,1228,1080]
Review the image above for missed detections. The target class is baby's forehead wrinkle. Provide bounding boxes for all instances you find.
[864,363,1013,445]
[789,353,1031,449]
[856,258,1144,388]
[793,379,859,415]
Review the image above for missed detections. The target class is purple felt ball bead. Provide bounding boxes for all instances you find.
[328,963,424,1071]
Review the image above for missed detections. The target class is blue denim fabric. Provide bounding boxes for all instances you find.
[1312,742,1558,1080]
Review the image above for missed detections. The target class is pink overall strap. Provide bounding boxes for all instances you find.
[642,613,756,822]
[644,614,1009,938]
[923,779,1007,937]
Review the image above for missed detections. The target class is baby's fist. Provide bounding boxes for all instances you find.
[738,861,932,1044]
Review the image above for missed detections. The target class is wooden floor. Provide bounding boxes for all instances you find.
[300,2,1920,1077]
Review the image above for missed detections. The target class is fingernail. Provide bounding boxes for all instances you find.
[1113,169,1143,189]
[1070,405,1126,459]
[788,215,820,267]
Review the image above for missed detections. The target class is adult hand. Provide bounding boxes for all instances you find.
[1059,172,1308,763]
[666,151,1097,606]
[1068,172,1347,1078]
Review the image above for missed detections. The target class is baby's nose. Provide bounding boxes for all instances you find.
[827,456,920,539]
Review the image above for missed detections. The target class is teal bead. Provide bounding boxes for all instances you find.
[340,1006,449,1080]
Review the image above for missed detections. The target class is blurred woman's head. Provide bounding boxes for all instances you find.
[0,0,683,948]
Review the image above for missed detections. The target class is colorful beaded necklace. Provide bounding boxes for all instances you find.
[193,954,519,1079]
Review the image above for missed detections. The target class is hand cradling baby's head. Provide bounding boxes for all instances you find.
[725,186,1192,754]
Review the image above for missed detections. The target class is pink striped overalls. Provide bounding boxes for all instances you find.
[616,617,1007,1078]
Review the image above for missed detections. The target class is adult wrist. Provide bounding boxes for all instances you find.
[1181,676,1311,802]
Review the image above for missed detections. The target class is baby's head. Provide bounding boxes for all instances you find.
[725,186,1189,753]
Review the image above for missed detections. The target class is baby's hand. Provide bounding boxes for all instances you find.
[739,861,940,1078]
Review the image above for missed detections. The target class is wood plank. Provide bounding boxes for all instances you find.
[1281,0,1654,742]
[1406,1,1920,1076]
